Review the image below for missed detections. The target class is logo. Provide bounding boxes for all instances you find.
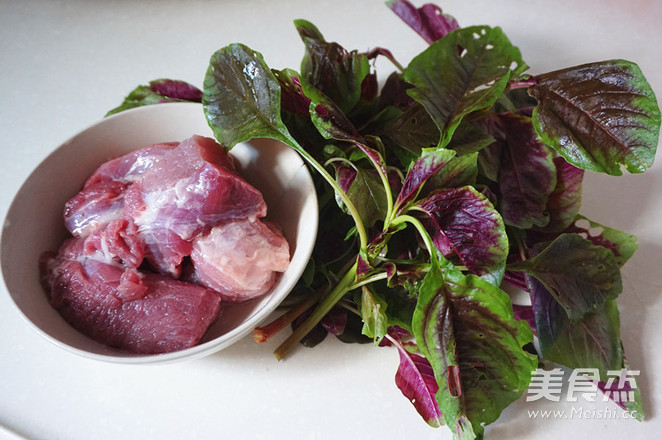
[526,367,639,403]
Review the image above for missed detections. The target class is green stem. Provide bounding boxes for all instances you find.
[349,272,389,290]
[337,301,361,317]
[349,140,394,227]
[381,168,394,226]
[284,134,368,250]
[274,260,358,360]
[390,214,437,257]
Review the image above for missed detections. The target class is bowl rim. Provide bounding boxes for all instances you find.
[0,102,319,364]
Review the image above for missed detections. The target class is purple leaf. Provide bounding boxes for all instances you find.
[537,157,584,233]
[565,215,638,267]
[512,304,536,335]
[529,60,660,175]
[357,253,371,275]
[503,270,529,291]
[106,79,203,116]
[515,234,622,321]
[364,47,403,71]
[333,163,357,194]
[491,114,557,228]
[321,307,347,335]
[391,339,444,427]
[529,275,622,378]
[388,0,460,44]
[295,19,370,113]
[378,71,414,111]
[419,186,508,285]
[379,325,412,347]
[275,70,312,117]
[353,139,388,175]
[395,148,455,211]
[149,79,202,102]
[360,72,379,103]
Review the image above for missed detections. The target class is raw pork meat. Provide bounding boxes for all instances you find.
[124,135,267,276]
[42,135,290,354]
[190,219,290,301]
[40,237,221,354]
[64,180,127,237]
[64,143,177,237]
[84,142,178,187]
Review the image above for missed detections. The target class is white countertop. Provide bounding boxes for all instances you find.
[1,1,661,439]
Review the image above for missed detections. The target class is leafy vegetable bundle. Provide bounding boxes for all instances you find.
[109,1,660,438]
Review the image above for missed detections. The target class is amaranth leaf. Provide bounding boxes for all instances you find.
[413,264,536,439]
[529,60,661,175]
[404,25,526,148]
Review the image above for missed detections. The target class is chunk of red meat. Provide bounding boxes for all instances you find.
[84,142,178,187]
[64,180,127,237]
[42,135,290,355]
[63,143,177,237]
[40,237,221,354]
[190,219,290,301]
[126,135,267,276]
[82,219,145,268]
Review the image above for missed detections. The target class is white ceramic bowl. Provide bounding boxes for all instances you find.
[0,102,318,364]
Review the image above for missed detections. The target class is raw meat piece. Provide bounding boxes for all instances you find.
[126,135,267,276]
[84,142,178,187]
[190,219,290,301]
[64,180,127,237]
[42,134,291,355]
[82,219,145,268]
[64,142,177,237]
[40,237,222,354]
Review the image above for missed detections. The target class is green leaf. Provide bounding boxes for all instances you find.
[382,103,440,153]
[569,215,638,267]
[618,355,645,420]
[476,142,502,183]
[106,85,166,116]
[413,264,536,439]
[529,60,661,175]
[106,79,203,117]
[447,120,495,156]
[512,233,622,320]
[295,19,370,114]
[404,26,526,148]
[360,286,389,342]
[530,276,622,378]
[202,43,295,148]
[348,168,389,228]
[333,164,388,228]
[424,152,478,192]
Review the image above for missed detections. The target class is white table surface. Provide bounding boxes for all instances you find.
[1,1,661,439]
